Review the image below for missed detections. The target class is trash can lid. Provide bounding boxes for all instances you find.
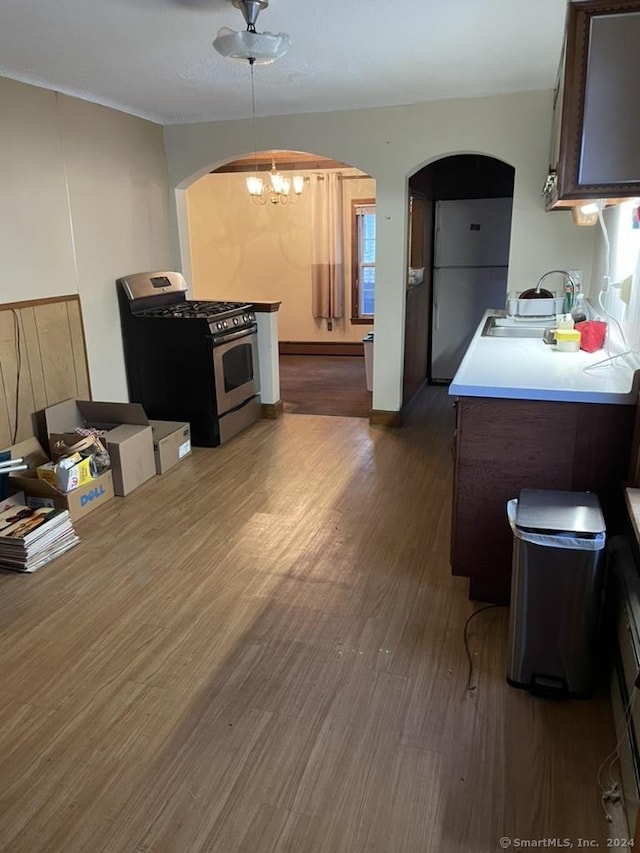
[515,489,605,535]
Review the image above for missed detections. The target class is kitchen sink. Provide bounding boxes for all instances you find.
[481,316,549,339]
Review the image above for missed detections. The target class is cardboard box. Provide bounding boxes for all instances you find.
[45,400,156,497]
[3,438,114,522]
[37,453,94,492]
[150,420,191,474]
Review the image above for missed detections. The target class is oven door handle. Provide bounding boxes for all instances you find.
[208,324,258,346]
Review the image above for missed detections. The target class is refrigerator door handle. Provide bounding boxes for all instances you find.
[434,302,439,331]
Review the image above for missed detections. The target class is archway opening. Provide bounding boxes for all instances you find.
[403,154,515,404]
[184,149,377,418]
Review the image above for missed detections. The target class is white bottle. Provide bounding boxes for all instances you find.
[571,291,588,324]
[556,313,574,330]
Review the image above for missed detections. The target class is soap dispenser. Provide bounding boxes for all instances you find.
[571,290,588,324]
[563,280,574,314]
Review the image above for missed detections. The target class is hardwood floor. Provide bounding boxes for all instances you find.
[279,355,372,418]
[0,386,620,852]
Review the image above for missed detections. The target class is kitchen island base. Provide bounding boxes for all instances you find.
[451,396,635,604]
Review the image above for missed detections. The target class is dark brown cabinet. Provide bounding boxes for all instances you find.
[407,194,426,268]
[544,0,640,209]
[402,193,432,406]
[402,280,430,404]
[450,396,635,603]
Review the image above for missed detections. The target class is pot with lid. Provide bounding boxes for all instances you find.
[519,286,555,300]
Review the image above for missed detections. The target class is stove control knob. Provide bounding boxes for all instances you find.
[216,321,223,330]
[233,317,239,325]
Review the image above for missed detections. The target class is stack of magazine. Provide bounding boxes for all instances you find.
[0,497,79,573]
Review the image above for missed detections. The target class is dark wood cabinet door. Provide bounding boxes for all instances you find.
[548,0,640,205]
[451,396,635,603]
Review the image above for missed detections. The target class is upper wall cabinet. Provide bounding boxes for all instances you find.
[544,0,640,209]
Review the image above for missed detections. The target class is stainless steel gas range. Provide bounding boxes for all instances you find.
[116,271,260,447]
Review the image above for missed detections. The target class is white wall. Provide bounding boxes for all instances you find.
[591,201,640,352]
[0,76,172,401]
[186,169,374,343]
[164,90,596,413]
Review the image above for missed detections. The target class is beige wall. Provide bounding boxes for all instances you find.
[165,90,597,413]
[186,170,374,342]
[0,79,601,414]
[0,77,171,401]
[0,79,77,302]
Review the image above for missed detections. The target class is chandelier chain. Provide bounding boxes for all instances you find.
[242,42,304,205]
[249,59,258,177]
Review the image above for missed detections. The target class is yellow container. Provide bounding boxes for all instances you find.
[554,328,581,352]
[36,453,94,492]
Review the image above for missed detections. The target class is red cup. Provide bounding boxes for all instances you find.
[575,320,607,353]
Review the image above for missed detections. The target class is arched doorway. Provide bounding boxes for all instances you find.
[183,150,377,418]
[403,154,515,403]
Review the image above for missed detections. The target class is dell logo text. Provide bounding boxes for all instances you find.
[80,485,106,507]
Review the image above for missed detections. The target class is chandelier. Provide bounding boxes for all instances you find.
[213,1,303,206]
[247,159,305,206]
[245,63,304,206]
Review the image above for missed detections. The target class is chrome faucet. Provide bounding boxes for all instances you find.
[535,269,577,310]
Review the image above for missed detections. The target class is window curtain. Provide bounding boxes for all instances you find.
[311,173,344,331]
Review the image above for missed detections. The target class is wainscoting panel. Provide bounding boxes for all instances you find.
[0,296,90,448]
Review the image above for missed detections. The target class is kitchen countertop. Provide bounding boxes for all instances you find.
[625,488,640,544]
[449,309,640,405]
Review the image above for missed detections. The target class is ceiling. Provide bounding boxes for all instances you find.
[0,0,568,126]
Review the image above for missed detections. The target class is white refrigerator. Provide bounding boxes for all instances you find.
[431,197,512,381]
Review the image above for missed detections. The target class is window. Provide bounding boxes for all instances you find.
[351,200,376,321]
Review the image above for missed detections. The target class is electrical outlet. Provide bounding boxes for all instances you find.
[568,269,583,288]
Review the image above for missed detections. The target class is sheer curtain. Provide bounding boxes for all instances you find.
[310,173,344,331]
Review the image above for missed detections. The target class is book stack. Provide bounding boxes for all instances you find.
[0,499,79,573]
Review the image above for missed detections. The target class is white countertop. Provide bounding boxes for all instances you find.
[449,309,640,405]
[624,488,640,544]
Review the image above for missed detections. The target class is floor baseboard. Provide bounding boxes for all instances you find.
[261,401,284,419]
[279,341,365,357]
[369,409,402,427]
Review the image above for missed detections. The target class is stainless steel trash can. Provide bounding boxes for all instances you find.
[506,488,606,698]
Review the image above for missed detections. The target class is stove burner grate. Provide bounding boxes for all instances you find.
[138,300,251,320]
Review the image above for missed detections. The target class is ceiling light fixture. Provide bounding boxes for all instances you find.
[248,157,305,206]
[245,63,304,205]
[214,0,303,205]
[213,0,290,65]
